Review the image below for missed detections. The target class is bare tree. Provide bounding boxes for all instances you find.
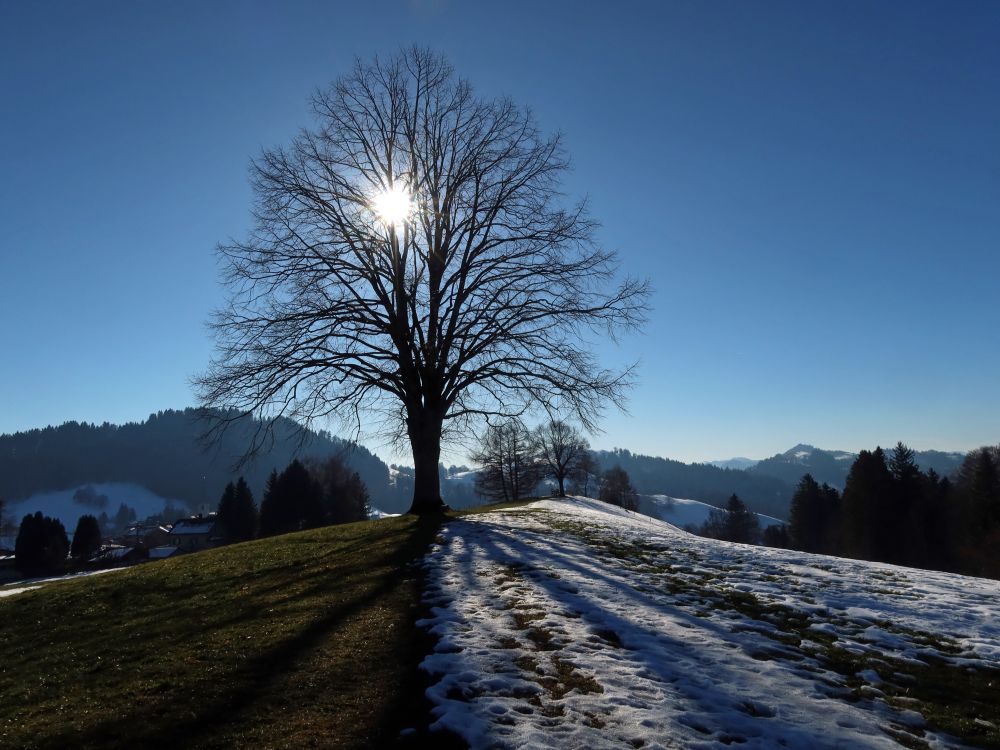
[569,450,600,498]
[471,419,540,504]
[197,48,649,513]
[599,465,639,511]
[534,420,590,497]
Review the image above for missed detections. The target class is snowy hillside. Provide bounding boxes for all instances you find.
[4,483,187,539]
[419,497,999,749]
[707,457,759,470]
[640,494,785,529]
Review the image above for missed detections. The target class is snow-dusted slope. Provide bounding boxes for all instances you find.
[5,483,186,535]
[418,497,999,749]
[640,494,784,529]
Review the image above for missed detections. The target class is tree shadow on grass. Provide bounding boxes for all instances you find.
[30,514,458,750]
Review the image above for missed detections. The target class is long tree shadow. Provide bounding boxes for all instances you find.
[426,512,923,749]
[33,514,451,750]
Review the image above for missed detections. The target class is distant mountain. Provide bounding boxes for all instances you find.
[750,443,965,490]
[0,409,395,515]
[706,457,759,471]
[593,449,794,520]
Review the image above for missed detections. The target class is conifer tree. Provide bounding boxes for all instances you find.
[258,460,324,536]
[218,479,258,542]
[231,477,259,541]
[259,469,282,536]
[70,515,102,559]
[15,512,69,575]
[840,448,892,561]
[789,474,823,552]
[216,482,237,538]
[953,446,1000,576]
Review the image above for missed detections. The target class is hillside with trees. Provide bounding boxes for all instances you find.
[773,442,1000,579]
[593,448,794,519]
[0,408,391,513]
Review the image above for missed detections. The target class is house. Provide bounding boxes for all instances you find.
[167,514,221,553]
[118,523,171,549]
[90,545,144,566]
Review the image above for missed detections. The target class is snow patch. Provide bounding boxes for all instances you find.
[418,496,997,749]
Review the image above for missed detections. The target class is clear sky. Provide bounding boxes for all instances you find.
[1,0,998,464]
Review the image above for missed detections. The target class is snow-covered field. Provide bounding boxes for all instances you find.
[418,497,1000,749]
[640,494,784,530]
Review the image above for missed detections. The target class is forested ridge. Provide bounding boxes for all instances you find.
[0,408,391,510]
[593,449,794,519]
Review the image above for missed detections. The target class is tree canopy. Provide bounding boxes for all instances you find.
[197,48,648,513]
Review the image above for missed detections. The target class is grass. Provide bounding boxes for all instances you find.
[0,513,451,750]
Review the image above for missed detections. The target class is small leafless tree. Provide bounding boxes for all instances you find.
[599,465,639,511]
[534,420,590,497]
[196,48,649,513]
[471,420,539,503]
[569,450,601,497]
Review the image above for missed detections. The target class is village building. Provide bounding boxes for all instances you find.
[118,522,172,549]
[167,514,222,553]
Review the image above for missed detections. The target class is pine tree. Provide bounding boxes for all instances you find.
[70,515,102,559]
[258,461,324,536]
[230,477,259,541]
[888,442,923,564]
[818,483,841,554]
[789,474,822,552]
[14,513,43,573]
[259,469,282,536]
[15,512,69,575]
[953,446,1000,576]
[216,482,237,540]
[840,448,892,561]
[916,469,952,570]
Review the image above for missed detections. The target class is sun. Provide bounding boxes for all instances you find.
[371,184,413,226]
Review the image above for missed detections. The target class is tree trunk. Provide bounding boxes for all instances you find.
[407,410,446,514]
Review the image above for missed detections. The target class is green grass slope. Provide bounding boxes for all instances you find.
[0,515,445,749]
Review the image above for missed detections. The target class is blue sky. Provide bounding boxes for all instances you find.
[1,0,997,464]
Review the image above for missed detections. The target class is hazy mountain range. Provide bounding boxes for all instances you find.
[746,443,964,490]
